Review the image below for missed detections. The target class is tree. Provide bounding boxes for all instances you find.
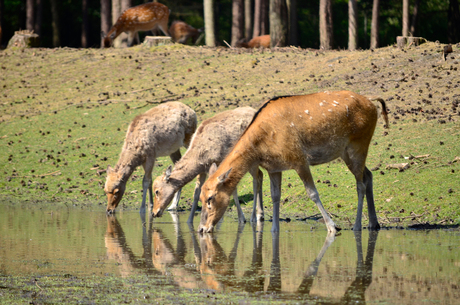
[448,0,460,43]
[253,0,269,37]
[35,0,43,37]
[410,0,420,36]
[204,0,216,46]
[402,0,409,36]
[269,0,288,47]
[50,0,61,47]
[287,0,298,46]
[319,0,333,50]
[348,0,358,50]
[82,0,89,47]
[101,0,111,47]
[231,0,244,46]
[26,0,34,31]
[244,0,253,39]
[370,0,379,49]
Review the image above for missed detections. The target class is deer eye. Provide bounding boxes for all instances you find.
[207,196,214,208]
[155,190,159,197]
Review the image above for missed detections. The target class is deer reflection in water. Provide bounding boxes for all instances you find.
[105,214,379,301]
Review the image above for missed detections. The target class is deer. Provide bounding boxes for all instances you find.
[105,102,197,215]
[101,2,170,48]
[237,35,271,48]
[198,90,389,234]
[169,21,203,45]
[151,107,264,224]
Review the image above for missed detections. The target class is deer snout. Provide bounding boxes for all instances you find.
[197,224,214,233]
[106,208,115,215]
[151,208,163,218]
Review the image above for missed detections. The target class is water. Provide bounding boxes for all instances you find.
[1,204,459,303]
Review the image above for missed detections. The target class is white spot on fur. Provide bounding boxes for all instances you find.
[305,110,309,115]
[328,109,332,112]
[290,122,295,127]
[333,100,339,104]
[319,102,324,106]
[346,105,349,116]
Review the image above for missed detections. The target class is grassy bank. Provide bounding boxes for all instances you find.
[1,42,459,227]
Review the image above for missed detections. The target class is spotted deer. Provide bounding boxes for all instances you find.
[198,91,389,234]
[169,21,203,45]
[237,35,271,48]
[101,2,170,48]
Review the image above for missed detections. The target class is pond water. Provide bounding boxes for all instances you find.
[1,204,459,303]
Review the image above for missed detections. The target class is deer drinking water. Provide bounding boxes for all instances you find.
[101,2,170,48]
[105,102,197,214]
[198,91,389,234]
[168,21,203,45]
[152,107,264,224]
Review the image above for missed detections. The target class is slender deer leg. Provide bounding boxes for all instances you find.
[268,172,282,232]
[249,167,264,223]
[231,187,246,223]
[188,173,207,223]
[364,167,380,230]
[296,166,337,234]
[167,149,183,210]
[142,158,155,214]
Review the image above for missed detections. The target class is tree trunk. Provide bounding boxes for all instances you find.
[370,0,379,49]
[410,0,420,36]
[287,0,298,46]
[26,0,35,31]
[121,0,131,12]
[231,0,245,46]
[35,0,43,37]
[81,0,89,47]
[269,0,288,47]
[448,0,460,43]
[402,0,409,36]
[101,0,111,46]
[50,0,60,47]
[319,0,333,50]
[254,0,269,37]
[348,0,358,50]
[244,0,253,40]
[0,0,4,46]
[204,0,216,46]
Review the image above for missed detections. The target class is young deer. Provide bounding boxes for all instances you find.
[101,2,170,48]
[169,21,203,45]
[105,102,197,215]
[237,35,271,48]
[198,91,389,234]
[152,107,264,224]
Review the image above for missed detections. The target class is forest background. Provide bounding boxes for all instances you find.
[0,0,459,50]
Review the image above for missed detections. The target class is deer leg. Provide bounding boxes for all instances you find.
[364,167,380,230]
[249,167,264,223]
[167,150,183,210]
[232,187,246,224]
[296,166,337,234]
[187,173,206,223]
[141,159,155,214]
[268,172,282,232]
[127,31,137,47]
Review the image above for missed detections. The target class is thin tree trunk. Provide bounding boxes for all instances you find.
[50,0,60,47]
[253,0,262,37]
[244,0,253,39]
[35,0,43,37]
[101,0,111,46]
[261,0,269,35]
[269,0,288,47]
[402,0,409,36]
[410,0,420,36]
[348,0,358,50]
[319,0,333,50]
[448,0,460,43]
[231,0,244,46]
[82,0,89,47]
[287,0,298,46]
[26,0,35,31]
[204,0,216,46]
[370,0,379,49]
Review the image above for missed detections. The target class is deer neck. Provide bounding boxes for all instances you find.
[115,149,144,183]
[169,158,206,189]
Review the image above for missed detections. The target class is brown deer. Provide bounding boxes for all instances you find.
[101,2,170,48]
[198,91,389,234]
[105,102,197,215]
[169,21,203,45]
[237,35,271,48]
[152,107,264,224]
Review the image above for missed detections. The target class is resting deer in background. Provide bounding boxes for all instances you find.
[169,21,203,45]
[152,107,264,224]
[198,90,389,234]
[237,35,271,48]
[101,2,170,48]
[105,102,197,215]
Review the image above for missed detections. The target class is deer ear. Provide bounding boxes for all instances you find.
[217,168,232,185]
[107,165,113,174]
[164,165,172,182]
[208,163,218,176]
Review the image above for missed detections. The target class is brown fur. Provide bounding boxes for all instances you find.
[168,21,202,45]
[101,2,170,48]
[237,35,271,48]
[152,107,264,223]
[198,90,389,233]
[105,102,197,214]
